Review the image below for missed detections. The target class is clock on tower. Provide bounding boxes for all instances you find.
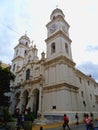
[50,24,57,33]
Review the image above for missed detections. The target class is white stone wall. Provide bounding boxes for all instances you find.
[10,8,98,122]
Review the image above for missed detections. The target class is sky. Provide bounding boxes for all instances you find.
[0,0,98,81]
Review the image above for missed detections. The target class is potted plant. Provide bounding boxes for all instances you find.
[23,107,34,130]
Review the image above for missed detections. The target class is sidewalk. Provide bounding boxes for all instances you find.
[32,120,98,130]
[0,121,97,130]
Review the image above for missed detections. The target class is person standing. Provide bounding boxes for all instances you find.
[21,113,24,128]
[17,113,24,130]
[75,113,79,125]
[63,114,71,130]
[17,114,22,130]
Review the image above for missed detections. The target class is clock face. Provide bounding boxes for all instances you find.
[50,24,57,33]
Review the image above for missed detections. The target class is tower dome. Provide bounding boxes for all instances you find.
[19,34,30,41]
[19,34,30,46]
[50,8,65,21]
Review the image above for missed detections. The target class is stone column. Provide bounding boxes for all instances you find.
[38,85,42,113]
[28,94,35,112]
[9,92,15,113]
[39,82,44,119]
[9,96,17,113]
[26,96,31,109]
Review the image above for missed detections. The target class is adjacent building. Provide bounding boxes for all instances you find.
[10,8,98,122]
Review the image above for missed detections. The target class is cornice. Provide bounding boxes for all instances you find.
[75,69,96,83]
[44,82,79,93]
[14,43,29,50]
[20,75,43,86]
[45,30,72,43]
[44,55,75,68]
[12,56,24,62]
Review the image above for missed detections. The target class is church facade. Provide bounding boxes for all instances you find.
[10,8,98,122]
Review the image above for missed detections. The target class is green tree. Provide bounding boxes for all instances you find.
[0,62,15,106]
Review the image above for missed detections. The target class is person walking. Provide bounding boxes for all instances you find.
[85,114,94,130]
[63,114,71,130]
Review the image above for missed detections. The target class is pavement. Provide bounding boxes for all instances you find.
[32,120,98,130]
[0,120,98,130]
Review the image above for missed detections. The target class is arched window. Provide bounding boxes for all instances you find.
[51,42,55,54]
[65,43,69,54]
[24,50,27,56]
[26,69,30,80]
[26,42,28,46]
[53,16,55,20]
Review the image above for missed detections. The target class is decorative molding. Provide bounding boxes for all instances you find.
[45,30,71,43]
[44,55,75,68]
[44,82,79,93]
[12,56,24,62]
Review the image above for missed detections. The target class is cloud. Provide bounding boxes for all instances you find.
[0,21,17,64]
[77,61,98,82]
[0,0,98,69]
[0,1,22,64]
[86,45,98,51]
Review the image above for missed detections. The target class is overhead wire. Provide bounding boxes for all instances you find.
[0,21,45,55]
[0,22,22,36]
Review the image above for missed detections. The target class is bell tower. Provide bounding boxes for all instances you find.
[11,34,30,74]
[45,8,73,62]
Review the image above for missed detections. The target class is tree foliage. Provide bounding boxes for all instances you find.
[0,62,15,106]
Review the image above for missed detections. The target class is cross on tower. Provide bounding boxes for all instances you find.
[25,30,27,36]
[56,5,58,8]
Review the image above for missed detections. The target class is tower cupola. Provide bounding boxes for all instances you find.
[50,8,65,21]
[19,34,30,47]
